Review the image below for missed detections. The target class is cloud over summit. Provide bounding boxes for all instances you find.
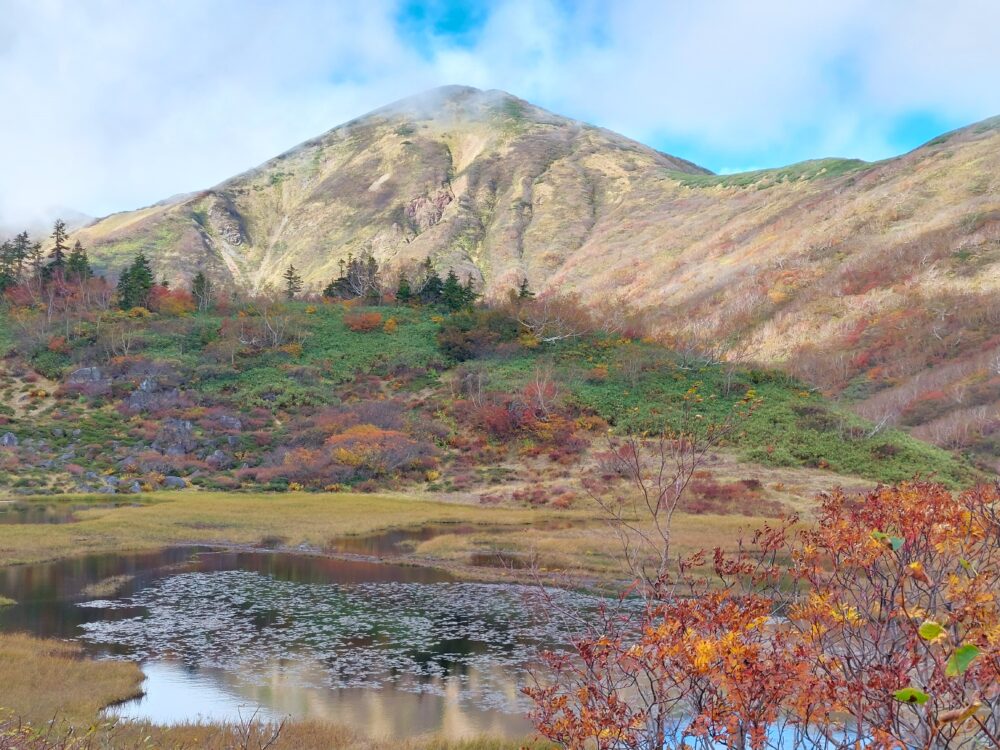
[1,0,997,226]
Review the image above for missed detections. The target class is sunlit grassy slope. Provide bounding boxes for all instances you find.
[0,302,971,498]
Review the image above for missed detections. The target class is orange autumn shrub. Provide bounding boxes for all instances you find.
[344,311,383,332]
[527,481,1000,750]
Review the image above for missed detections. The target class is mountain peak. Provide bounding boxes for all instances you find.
[369,84,531,125]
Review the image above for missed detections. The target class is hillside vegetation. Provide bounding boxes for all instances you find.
[0,291,969,500]
[59,88,1000,468]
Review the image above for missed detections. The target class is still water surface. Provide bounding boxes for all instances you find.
[0,540,591,739]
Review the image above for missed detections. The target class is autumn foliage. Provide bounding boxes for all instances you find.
[527,481,1000,749]
[343,311,383,332]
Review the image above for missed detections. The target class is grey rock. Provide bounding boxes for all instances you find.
[128,481,143,494]
[163,475,187,489]
[98,485,117,495]
[67,366,104,383]
[206,449,232,469]
[218,415,242,431]
[0,432,17,447]
[152,418,196,454]
[104,476,120,487]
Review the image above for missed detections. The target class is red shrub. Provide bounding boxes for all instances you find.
[344,311,383,332]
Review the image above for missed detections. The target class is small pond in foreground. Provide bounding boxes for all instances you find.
[0,540,594,740]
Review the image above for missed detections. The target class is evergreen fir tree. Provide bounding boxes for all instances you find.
[418,258,444,305]
[395,274,412,304]
[462,275,478,307]
[11,232,31,278]
[0,241,15,291]
[442,269,465,311]
[117,253,154,309]
[282,264,303,299]
[48,219,69,270]
[27,241,45,280]
[66,240,92,282]
[518,278,534,299]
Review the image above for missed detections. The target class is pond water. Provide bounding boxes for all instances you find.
[0,500,138,524]
[0,544,593,740]
[329,520,586,559]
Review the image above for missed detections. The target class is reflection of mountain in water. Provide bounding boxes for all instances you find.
[81,568,595,737]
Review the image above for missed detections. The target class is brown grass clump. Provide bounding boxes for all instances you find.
[0,634,143,725]
[0,715,551,750]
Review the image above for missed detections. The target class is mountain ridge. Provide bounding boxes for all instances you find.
[60,87,1000,465]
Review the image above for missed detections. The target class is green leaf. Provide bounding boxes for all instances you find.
[894,687,930,705]
[946,645,980,677]
[918,621,946,641]
[871,531,904,551]
[959,558,978,575]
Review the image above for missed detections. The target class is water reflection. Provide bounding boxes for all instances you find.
[0,501,78,524]
[0,547,590,740]
[332,520,585,561]
[111,659,534,738]
[0,500,140,525]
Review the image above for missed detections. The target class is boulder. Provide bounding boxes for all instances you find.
[152,418,196,454]
[67,366,104,383]
[218,415,242,431]
[206,449,232,469]
[0,432,17,447]
[163,475,187,489]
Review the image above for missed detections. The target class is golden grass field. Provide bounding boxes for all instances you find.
[0,488,792,577]
[0,486,812,747]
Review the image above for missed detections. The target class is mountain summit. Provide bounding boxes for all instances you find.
[74,85,707,294]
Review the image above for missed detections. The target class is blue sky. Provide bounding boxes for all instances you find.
[1,0,998,224]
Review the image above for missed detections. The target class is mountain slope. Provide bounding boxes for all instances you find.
[74,86,707,294]
[70,89,1000,465]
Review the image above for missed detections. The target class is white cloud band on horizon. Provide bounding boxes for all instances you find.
[1,0,998,227]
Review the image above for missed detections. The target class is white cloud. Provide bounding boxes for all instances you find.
[1,0,997,227]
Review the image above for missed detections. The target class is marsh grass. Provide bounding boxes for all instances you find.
[80,575,134,598]
[0,634,143,725]
[0,490,591,568]
[0,633,551,749]
[0,714,553,749]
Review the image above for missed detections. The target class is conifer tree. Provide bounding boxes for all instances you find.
[48,219,69,270]
[282,264,303,299]
[26,241,45,280]
[442,269,465,311]
[0,240,15,290]
[117,253,154,309]
[418,258,443,305]
[462,275,477,306]
[11,232,31,278]
[518,278,534,299]
[66,240,92,282]
[395,274,412,304]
